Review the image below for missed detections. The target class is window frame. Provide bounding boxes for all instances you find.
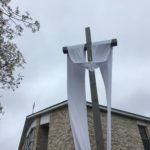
[138,125,150,150]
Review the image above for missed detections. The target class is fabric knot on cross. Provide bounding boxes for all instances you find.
[82,61,99,71]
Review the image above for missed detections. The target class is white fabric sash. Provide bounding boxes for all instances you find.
[67,41,113,150]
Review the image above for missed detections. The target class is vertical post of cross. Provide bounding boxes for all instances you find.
[85,27,105,150]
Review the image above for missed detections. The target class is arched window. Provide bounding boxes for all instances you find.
[24,128,35,150]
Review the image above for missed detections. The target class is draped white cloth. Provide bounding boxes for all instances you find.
[67,41,113,150]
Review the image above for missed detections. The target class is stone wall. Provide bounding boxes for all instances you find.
[20,105,150,150]
[36,125,49,150]
[48,106,150,150]
[48,106,74,150]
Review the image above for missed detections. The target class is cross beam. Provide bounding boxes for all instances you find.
[63,39,117,54]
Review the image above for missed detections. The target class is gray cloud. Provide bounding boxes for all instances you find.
[0,0,150,149]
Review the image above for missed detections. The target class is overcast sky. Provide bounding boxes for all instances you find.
[0,0,150,149]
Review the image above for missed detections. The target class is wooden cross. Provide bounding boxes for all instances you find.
[63,27,117,150]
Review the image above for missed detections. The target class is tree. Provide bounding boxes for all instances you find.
[0,0,40,114]
[0,0,40,91]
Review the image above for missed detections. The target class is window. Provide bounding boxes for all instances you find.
[37,124,49,150]
[25,128,35,150]
[138,125,150,150]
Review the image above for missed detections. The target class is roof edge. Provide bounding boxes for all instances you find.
[27,100,150,122]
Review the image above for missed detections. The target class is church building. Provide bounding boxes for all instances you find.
[19,100,150,150]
